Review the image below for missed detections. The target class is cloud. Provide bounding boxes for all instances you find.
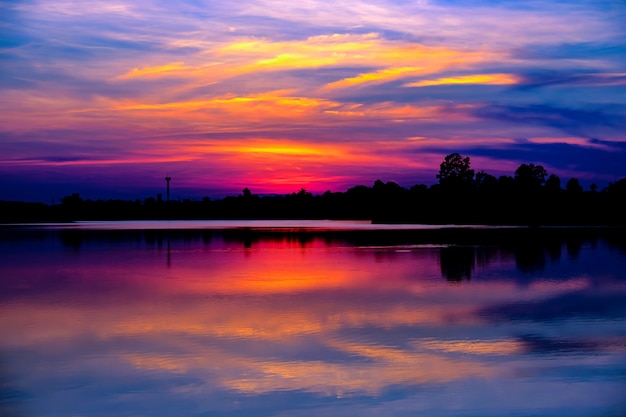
[405,73,519,88]
[512,42,626,62]
[472,104,626,136]
[516,71,626,89]
[236,0,623,46]
[423,138,626,180]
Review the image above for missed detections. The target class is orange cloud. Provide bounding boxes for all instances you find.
[108,91,340,125]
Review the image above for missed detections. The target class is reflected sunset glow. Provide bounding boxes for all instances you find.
[1,228,626,415]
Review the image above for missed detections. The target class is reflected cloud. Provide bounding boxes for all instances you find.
[479,288,626,322]
[516,334,604,355]
[420,339,523,356]
[126,342,493,397]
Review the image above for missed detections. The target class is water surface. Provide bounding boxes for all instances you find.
[9,219,518,230]
[1,224,625,416]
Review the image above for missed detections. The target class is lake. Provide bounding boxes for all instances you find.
[1,221,626,417]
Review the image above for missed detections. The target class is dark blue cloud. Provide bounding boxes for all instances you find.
[0,53,175,98]
[13,156,103,163]
[589,138,626,150]
[515,334,601,355]
[400,137,626,181]
[476,140,626,178]
[512,42,626,62]
[515,71,626,89]
[472,104,626,136]
[71,35,166,54]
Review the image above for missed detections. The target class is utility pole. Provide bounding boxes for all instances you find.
[165,176,171,202]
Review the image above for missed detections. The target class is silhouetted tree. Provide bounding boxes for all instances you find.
[566,178,583,193]
[545,174,561,191]
[410,184,427,193]
[61,193,83,207]
[498,175,515,189]
[296,188,312,198]
[514,163,547,191]
[60,193,84,219]
[608,178,626,194]
[373,180,405,195]
[6,156,626,226]
[476,171,498,191]
[436,153,475,189]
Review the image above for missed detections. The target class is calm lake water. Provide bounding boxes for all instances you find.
[1,221,626,417]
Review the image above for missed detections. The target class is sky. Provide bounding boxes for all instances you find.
[1,0,626,202]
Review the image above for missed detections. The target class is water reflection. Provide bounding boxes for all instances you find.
[1,227,625,417]
[41,227,626,276]
[440,246,475,281]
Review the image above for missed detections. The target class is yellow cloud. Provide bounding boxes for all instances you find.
[114,33,504,89]
[321,50,504,89]
[325,67,424,89]
[405,73,519,87]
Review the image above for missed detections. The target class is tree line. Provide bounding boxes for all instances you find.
[1,153,625,225]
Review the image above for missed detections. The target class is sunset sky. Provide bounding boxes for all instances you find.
[1,0,626,201]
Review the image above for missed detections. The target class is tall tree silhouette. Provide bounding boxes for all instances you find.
[514,163,547,191]
[436,153,475,189]
[566,178,583,193]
